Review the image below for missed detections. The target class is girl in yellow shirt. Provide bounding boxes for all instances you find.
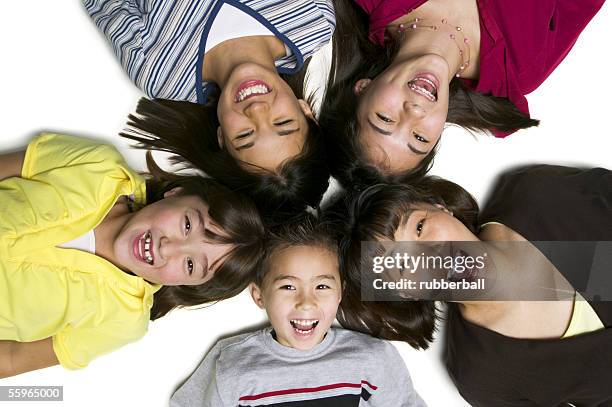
[0,133,265,378]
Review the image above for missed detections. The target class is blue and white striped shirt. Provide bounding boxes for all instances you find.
[84,0,335,104]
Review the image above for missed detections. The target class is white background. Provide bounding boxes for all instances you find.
[1,1,610,406]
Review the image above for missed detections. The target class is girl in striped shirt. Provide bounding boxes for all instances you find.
[83,0,336,222]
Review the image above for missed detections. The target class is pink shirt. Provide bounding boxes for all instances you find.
[353,0,605,137]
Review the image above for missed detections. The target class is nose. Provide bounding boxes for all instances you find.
[295,290,316,311]
[403,100,426,119]
[244,100,269,119]
[158,236,194,262]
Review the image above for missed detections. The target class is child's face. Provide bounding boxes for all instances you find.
[112,188,233,286]
[250,245,341,351]
[216,63,312,172]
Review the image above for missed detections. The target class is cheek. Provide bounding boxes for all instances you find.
[319,293,341,315]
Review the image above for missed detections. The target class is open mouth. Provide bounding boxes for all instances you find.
[290,319,319,335]
[134,231,155,265]
[234,80,272,103]
[447,249,478,282]
[407,73,438,102]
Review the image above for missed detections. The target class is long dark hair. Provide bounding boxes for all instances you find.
[144,154,265,320]
[320,0,539,188]
[122,63,329,226]
[325,176,479,348]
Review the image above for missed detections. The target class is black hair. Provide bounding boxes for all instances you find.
[324,176,478,348]
[320,0,539,188]
[122,63,329,226]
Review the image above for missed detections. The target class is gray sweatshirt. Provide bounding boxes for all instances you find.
[170,327,426,406]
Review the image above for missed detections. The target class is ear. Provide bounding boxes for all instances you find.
[163,186,184,198]
[353,79,372,96]
[249,283,266,309]
[216,126,224,149]
[434,203,453,216]
[297,99,316,123]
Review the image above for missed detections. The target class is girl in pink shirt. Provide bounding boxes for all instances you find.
[321,0,604,188]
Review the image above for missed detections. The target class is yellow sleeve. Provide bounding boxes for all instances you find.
[52,306,150,370]
[21,133,146,205]
[24,133,121,177]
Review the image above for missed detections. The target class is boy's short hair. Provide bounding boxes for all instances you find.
[255,213,338,287]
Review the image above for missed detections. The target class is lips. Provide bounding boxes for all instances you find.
[234,80,272,103]
[290,319,319,335]
[447,249,478,282]
[407,72,439,102]
[133,231,155,265]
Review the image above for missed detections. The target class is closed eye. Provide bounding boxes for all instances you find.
[234,129,254,140]
[274,119,293,126]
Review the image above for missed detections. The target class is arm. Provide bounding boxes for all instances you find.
[0,338,59,379]
[371,342,427,407]
[0,150,25,182]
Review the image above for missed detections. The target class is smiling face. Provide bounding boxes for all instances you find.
[112,190,233,286]
[250,245,342,351]
[355,54,451,173]
[216,63,312,172]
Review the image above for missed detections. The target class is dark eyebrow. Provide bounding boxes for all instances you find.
[272,274,337,283]
[278,128,299,136]
[235,141,255,151]
[367,118,392,136]
[407,143,428,155]
[195,208,209,278]
[196,209,206,237]
[272,275,298,283]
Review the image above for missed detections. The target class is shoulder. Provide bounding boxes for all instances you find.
[212,330,263,360]
[23,133,127,176]
[332,328,399,358]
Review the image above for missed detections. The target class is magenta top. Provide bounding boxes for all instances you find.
[353,0,605,137]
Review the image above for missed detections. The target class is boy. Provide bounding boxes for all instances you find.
[170,215,426,406]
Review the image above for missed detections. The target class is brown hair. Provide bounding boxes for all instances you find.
[325,176,478,348]
[254,213,338,288]
[320,0,539,188]
[144,154,265,320]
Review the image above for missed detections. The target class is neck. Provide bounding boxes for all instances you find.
[202,36,285,86]
[388,0,480,80]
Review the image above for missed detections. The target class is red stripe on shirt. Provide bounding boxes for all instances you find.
[239,380,378,401]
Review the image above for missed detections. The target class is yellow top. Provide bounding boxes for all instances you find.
[0,133,160,369]
[480,222,604,338]
[562,292,605,338]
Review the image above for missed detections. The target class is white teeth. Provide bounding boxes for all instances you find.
[236,84,270,102]
[143,232,153,265]
[290,319,319,325]
[408,83,436,102]
[413,77,436,89]
[408,77,437,102]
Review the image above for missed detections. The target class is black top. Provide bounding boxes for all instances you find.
[446,165,612,407]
